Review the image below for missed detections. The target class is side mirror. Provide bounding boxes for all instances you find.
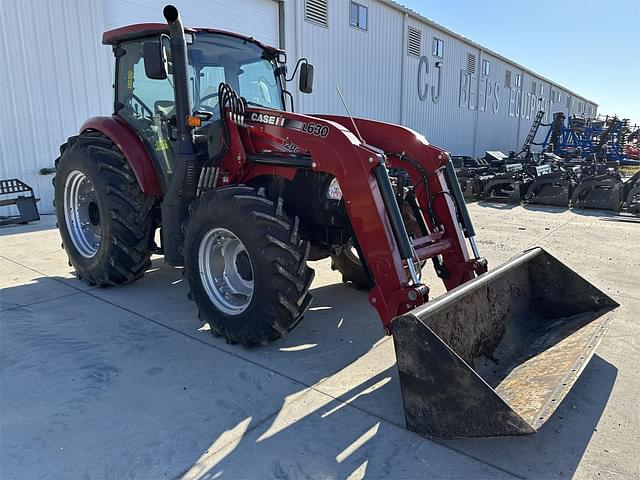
[143,41,167,80]
[299,62,314,94]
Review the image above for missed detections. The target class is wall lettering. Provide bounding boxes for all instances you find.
[418,56,429,102]
[458,70,500,114]
[417,55,443,104]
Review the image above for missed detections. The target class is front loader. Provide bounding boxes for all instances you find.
[53,6,617,438]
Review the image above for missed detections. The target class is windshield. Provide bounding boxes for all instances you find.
[188,33,283,114]
[113,33,284,190]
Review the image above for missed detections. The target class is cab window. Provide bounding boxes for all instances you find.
[115,40,176,190]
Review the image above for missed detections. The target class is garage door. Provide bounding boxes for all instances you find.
[0,0,279,216]
[104,0,280,48]
[0,0,114,216]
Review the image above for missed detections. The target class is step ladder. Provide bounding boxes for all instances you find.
[522,110,546,153]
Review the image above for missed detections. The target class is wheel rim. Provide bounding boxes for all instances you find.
[198,227,254,315]
[63,170,102,258]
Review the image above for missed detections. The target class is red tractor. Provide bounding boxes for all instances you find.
[54,6,617,437]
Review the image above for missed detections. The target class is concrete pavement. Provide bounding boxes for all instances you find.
[1,204,638,479]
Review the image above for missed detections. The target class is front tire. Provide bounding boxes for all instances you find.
[54,132,155,286]
[184,186,314,346]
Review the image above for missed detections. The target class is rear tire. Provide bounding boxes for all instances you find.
[331,201,422,291]
[330,243,373,290]
[54,132,155,286]
[184,186,314,346]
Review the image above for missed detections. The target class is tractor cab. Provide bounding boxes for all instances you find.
[103,25,292,189]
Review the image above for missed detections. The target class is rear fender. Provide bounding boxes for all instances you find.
[81,116,162,196]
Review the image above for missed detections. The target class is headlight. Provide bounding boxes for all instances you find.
[326,178,343,200]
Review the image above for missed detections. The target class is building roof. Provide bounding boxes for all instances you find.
[380,0,597,107]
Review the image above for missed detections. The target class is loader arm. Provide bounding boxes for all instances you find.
[222,108,485,330]
[318,115,486,289]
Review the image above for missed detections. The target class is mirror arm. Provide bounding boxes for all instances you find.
[285,57,308,82]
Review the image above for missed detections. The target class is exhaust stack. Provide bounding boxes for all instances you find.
[160,5,200,265]
[162,5,191,143]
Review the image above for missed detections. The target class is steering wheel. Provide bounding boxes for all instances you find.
[196,92,219,113]
[124,93,154,119]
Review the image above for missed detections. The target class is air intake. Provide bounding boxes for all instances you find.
[504,69,512,88]
[466,53,476,74]
[407,27,421,57]
[305,0,328,27]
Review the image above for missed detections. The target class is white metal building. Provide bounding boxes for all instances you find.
[0,0,597,213]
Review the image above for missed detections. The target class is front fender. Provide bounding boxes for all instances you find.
[81,116,162,196]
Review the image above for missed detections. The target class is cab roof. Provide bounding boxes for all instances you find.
[102,23,282,54]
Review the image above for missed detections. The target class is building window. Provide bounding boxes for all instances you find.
[305,0,328,27]
[540,85,544,96]
[566,96,572,109]
[350,2,368,30]
[531,81,537,95]
[481,59,490,76]
[515,73,522,88]
[407,27,421,57]
[466,53,476,74]
[504,70,512,88]
[432,38,444,58]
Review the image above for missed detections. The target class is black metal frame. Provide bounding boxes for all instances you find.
[0,179,40,226]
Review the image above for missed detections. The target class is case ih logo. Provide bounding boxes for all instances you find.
[249,112,285,126]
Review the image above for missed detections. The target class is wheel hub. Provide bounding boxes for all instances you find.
[198,227,254,315]
[63,170,102,258]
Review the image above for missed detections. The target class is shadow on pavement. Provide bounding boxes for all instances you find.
[0,214,56,236]
[442,354,617,479]
[0,260,618,479]
[521,204,570,214]
[475,201,521,211]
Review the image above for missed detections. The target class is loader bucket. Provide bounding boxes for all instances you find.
[392,247,617,438]
[524,173,573,207]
